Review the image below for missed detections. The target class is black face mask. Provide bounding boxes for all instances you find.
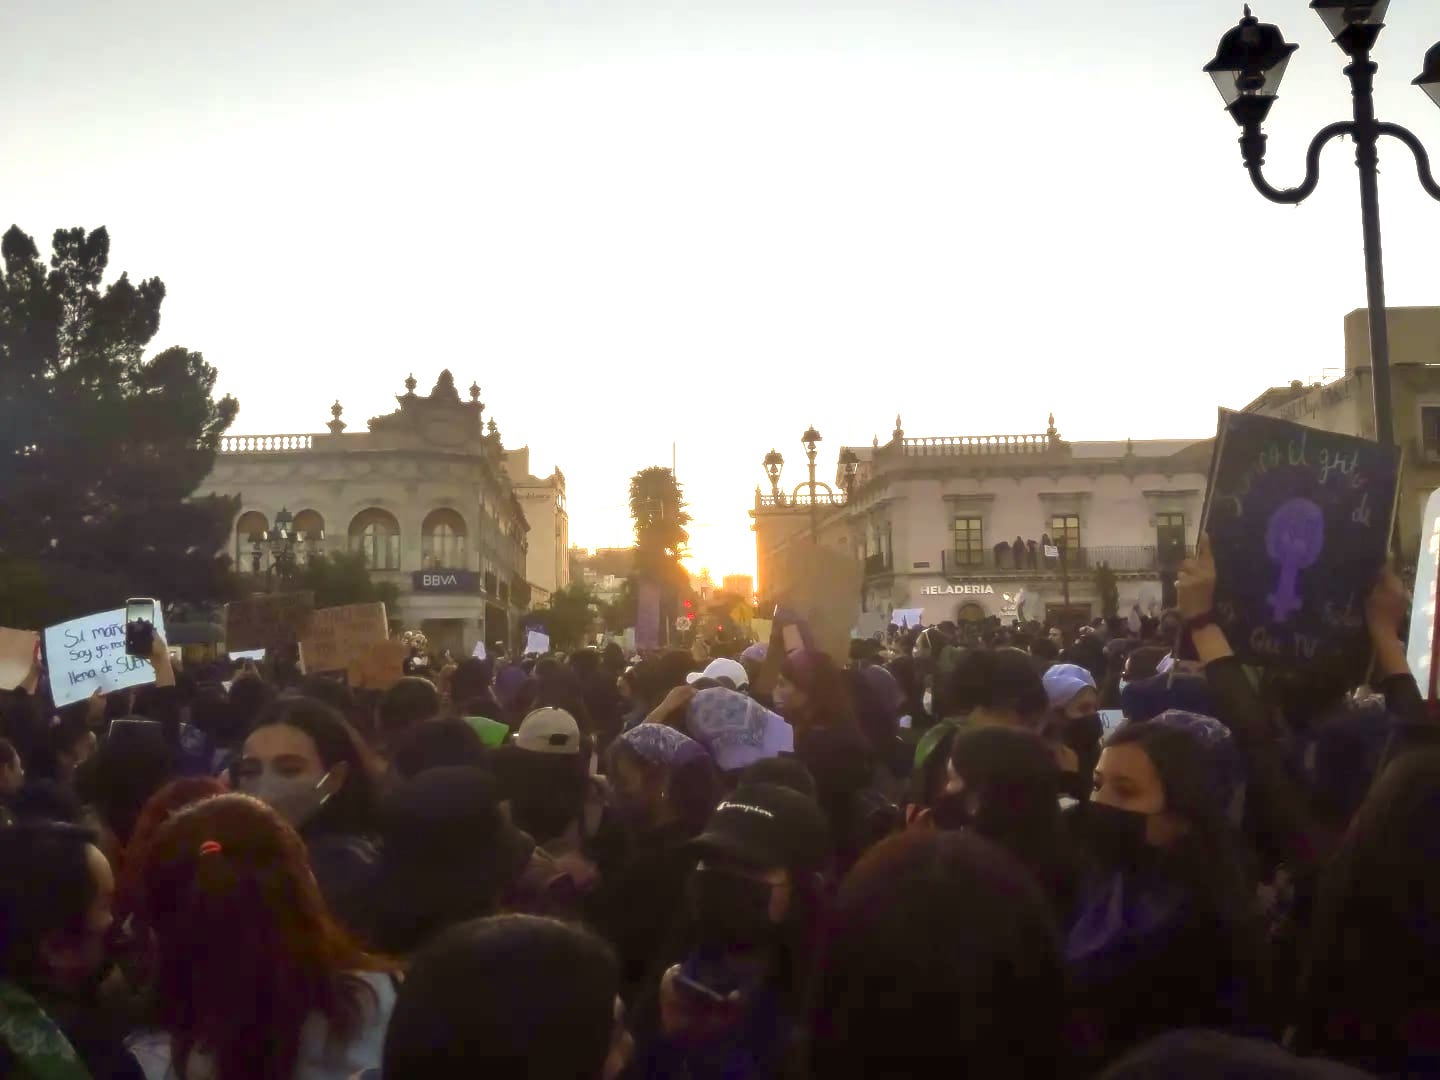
[1081,801,1151,871]
[688,867,777,949]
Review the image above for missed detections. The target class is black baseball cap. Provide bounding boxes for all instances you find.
[691,782,830,871]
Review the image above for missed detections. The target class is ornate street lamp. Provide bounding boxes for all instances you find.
[1204,4,1440,449]
[763,449,785,499]
[837,446,860,495]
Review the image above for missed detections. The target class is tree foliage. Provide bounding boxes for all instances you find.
[525,583,596,651]
[628,466,691,591]
[0,225,239,627]
[291,551,400,612]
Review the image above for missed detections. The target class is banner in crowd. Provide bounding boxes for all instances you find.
[348,639,408,690]
[1201,408,1399,681]
[298,603,389,674]
[1408,487,1440,698]
[44,606,170,708]
[224,591,315,654]
[0,628,38,691]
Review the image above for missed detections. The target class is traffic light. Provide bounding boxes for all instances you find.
[683,599,696,622]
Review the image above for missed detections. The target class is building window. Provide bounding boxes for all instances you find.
[422,508,468,569]
[1423,406,1440,462]
[1156,511,1186,568]
[349,508,401,570]
[953,517,984,567]
[1050,514,1081,554]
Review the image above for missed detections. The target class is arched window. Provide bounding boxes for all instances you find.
[235,511,269,574]
[422,508,468,570]
[349,508,401,570]
[292,510,325,565]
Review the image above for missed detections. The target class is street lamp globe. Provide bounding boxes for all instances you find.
[801,426,822,454]
[274,507,293,540]
[1204,6,1299,119]
[1310,0,1388,40]
[1416,42,1440,111]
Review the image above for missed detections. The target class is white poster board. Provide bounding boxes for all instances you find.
[230,648,266,662]
[471,641,487,660]
[891,608,925,629]
[1408,488,1440,697]
[524,630,551,656]
[45,607,169,708]
[0,628,39,691]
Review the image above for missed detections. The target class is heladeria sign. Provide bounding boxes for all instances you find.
[921,584,995,596]
[411,570,480,594]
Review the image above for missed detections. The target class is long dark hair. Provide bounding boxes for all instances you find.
[248,698,380,839]
[780,651,859,738]
[139,794,394,1080]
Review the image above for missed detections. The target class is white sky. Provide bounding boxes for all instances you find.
[6,0,1440,582]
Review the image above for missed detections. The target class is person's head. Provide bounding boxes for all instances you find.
[809,829,1064,1077]
[116,776,227,920]
[298,674,360,726]
[741,755,818,801]
[1121,646,1169,688]
[685,658,749,693]
[1043,663,1099,722]
[1047,626,1065,648]
[226,676,275,742]
[944,648,1048,728]
[688,782,830,950]
[9,778,86,825]
[450,657,495,706]
[390,718,488,779]
[496,708,590,844]
[1029,637,1060,662]
[376,676,443,749]
[83,719,179,839]
[1157,608,1184,642]
[384,915,631,1080]
[138,793,387,1079]
[0,736,23,797]
[28,713,95,784]
[0,824,113,991]
[373,768,535,955]
[236,697,379,837]
[776,650,857,734]
[607,724,717,832]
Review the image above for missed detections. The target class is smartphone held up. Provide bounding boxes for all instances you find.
[125,597,158,659]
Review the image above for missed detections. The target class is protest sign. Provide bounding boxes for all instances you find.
[224,592,314,653]
[45,607,169,708]
[891,608,925,629]
[769,545,863,661]
[229,648,266,662]
[1201,408,1399,681]
[0,628,39,691]
[472,641,487,660]
[347,639,408,691]
[298,603,389,674]
[1407,488,1440,697]
[524,630,551,656]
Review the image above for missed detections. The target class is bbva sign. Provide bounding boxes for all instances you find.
[920,584,996,596]
[411,570,480,594]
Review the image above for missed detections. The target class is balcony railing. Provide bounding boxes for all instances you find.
[219,434,315,453]
[942,545,1190,575]
[864,553,893,577]
[756,492,849,509]
[902,434,1053,457]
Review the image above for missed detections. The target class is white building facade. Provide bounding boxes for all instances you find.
[505,447,570,601]
[204,371,539,657]
[752,416,1211,628]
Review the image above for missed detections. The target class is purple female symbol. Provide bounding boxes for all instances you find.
[1265,497,1325,623]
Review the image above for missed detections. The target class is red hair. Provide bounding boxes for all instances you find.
[138,793,394,1079]
[116,777,226,923]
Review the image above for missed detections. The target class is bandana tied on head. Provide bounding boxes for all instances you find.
[1042,664,1097,709]
[617,724,709,769]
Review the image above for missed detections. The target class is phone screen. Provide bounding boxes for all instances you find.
[125,598,156,626]
[124,597,158,658]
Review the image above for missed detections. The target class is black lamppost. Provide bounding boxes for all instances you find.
[763,449,785,500]
[837,446,860,496]
[802,426,823,542]
[250,507,324,587]
[1204,2,1440,449]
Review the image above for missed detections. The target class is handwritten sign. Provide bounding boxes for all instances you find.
[524,630,551,656]
[0,628,39,691]
[224,592,314,653]
[771,545,863,661]
[347,639,408,691]
[472,641,487,660]
[298,603,388,674]
[44,607,169,708]
[1202,409,1399,680]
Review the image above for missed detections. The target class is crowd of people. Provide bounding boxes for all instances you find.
[0,540,1435,1077]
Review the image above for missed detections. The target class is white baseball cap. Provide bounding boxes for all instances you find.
[686,658,749,691]
[514,707,581,755]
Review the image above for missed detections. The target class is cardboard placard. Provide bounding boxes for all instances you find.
[1202,409,1399,680]
[1407,488,1440,698]
[347,639,408,691]
[224,592,314,653]
[771,545,864,661]
[298,603,389,674]
[44,607,169,708]
[0,627,39,691]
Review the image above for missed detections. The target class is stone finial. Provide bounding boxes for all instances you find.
[469,381,481,403]
[327,400,346,434]
[488,418,499,437]
[873,434,879,448]
[1046,412,1058,440]
[893,414,904,441]
[404,373,417,395]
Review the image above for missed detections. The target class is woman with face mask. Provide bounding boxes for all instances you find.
[630,782,830,1080]
[1067,719,1260,1068]
[232,698,381,939]
[589,725,720,1001]
[1042,663,1104,798]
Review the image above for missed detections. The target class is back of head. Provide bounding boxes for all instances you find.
[377,677,442,747]
[0,822,99,982]
[384,914,620,1080]
[450,657,495,705]
[227,677,276,737]
[139,793,375,1075]
[389,718,488,780]
[77,720,177,847]
[945,647,1047,725]
[741,756,818,801]
[810,829,1064,1077]
[299,674,359,724]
